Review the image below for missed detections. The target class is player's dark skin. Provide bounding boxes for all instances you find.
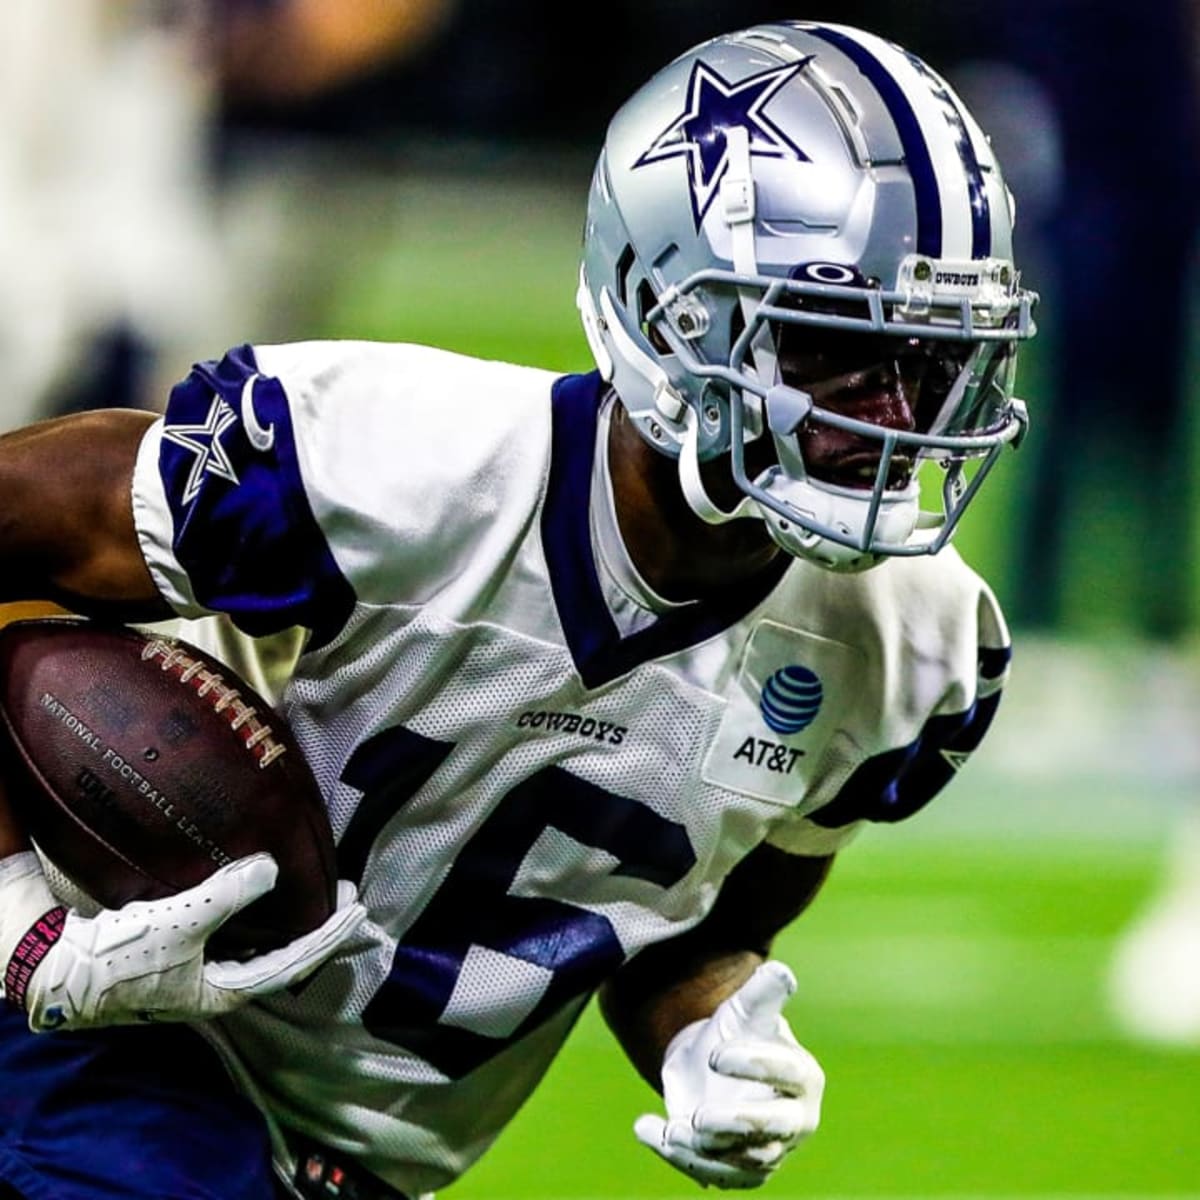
[0,394,857,1089]
[609,339,923,603]
[599,350,917,1073]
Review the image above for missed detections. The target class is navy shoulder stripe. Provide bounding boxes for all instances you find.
[808,687,1004,828]
[160,344,356,649]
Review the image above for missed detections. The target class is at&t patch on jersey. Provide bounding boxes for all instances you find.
[702,620,864,805]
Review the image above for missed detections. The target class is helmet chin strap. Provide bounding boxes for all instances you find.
[678,398,920,570]
[676,126,773,529]
[722,125,772,439]
[678,404,759,525]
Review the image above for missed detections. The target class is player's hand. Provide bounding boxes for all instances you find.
[0,850,366,1031]
[634,961,824,1189]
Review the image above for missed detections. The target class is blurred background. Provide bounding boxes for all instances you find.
[2,0,1197,1195]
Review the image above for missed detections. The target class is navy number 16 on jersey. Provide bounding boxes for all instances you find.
[338,726,696,1078]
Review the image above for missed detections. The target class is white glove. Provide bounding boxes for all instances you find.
[0,850,366,1031]
[635,961,824,1189]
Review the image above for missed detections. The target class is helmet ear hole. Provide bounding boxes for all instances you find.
[730,303,745,344]
[615,245,636,304]
[637,281,671,352]
[728,304,755,374]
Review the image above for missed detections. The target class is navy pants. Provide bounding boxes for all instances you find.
[0,1005,280,1199]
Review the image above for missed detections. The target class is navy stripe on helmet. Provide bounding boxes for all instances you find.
[805,25,943,257]
[901,50,992,257]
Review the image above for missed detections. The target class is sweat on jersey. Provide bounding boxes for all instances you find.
[129,340,1011,1197]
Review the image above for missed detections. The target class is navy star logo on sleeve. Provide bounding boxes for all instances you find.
[161,395,241,504]
[634,58,812,228]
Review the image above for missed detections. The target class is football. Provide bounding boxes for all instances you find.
[0,617,338,960]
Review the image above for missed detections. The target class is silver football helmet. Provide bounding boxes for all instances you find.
[578,21,1037,570]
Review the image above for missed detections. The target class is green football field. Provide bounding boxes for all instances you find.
[447,834,1197,1199]
[296,166,1200,1199]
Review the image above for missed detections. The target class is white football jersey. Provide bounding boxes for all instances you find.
[131,340,1011,1197]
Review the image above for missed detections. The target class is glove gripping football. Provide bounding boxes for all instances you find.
[0,849,365,1031]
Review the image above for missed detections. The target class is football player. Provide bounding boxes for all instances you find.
[0,21,1037,1200]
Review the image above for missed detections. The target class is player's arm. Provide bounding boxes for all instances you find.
[0,411,365,1030]
[0,408,164,862]
[601,845,831,1083]
[601,844,832,1189]
[0,409,169,619]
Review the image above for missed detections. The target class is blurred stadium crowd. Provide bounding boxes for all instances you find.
[4,0,1199,630]
[2,0,1199,1045]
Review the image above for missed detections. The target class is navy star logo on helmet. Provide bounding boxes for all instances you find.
[634,59,811,227]
[579,24,1038,571]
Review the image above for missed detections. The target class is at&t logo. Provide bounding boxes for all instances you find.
[759,665,823,734]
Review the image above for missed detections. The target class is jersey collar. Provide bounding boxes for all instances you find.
[542,372,791,689]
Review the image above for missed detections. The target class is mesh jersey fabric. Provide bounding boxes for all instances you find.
[127,340,1010,1195]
